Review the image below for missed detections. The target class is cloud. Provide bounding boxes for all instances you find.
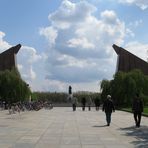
[40,0,128,85]
[0,31,11,52]
[125,41,148,61]
[18,46,42,64]
[100,10,117,24]
[118,0,148,10]
[20,66,36,81]
[2,0,142,92]
[39,26,58,45]
[67,37,95,49]
[41,79,101,92]
[48,0,96,29]
[17,46,45,84]
[126,19,143,38]
[0,31,45,89]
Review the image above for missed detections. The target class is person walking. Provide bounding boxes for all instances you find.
[94,97,100,111]
[87,96,92,111]
[102,95,115,126]
[71,96,77,111]
[81,97,86,111]
[132,93,143,127]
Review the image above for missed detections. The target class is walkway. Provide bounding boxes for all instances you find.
[0,107,148,148]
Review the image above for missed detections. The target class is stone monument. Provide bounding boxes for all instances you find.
[0,44,21,71]
[68,85,73,101]
[113,44,148,75]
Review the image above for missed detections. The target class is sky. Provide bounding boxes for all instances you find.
[0,0,148,93]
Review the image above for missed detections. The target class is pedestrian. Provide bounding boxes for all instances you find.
[132,93,143,127]
[87,96,92,111]
[102,95,115,126]
[81,97,86,111]
[94,97,100,111]
[71,96,77,111]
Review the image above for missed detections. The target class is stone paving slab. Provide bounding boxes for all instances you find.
[0,107,148,148]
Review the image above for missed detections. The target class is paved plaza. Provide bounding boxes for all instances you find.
[0,107,148,148]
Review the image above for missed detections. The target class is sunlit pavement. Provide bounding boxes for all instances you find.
[0,107,148,148]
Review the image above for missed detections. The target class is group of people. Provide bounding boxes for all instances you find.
[71,94,144,127]
[103,93,144,127]
[71,96,100,112]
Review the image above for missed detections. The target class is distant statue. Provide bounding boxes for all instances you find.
[69,85,72,94]
[68,86,72,101]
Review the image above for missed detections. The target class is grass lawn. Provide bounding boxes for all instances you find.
[121,107,148,116]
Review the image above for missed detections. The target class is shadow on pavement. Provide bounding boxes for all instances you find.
[120,125,148,148]
[93,125,107,127]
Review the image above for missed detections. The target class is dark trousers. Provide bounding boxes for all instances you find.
[105,112,112,124]
[134,112,142,126]
[95,106,99,111]
[72,104,76,111]
[88,106,91,111]
[82,105,85,111]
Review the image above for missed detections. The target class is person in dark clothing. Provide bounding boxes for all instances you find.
[132,94,143,127]
[102,95,115,126]
[71,96,77,111]
[94,97,100,111]
[81,97,86,111]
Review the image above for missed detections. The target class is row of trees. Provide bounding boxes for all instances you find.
[32,91,100,104]
[0,68,31,104]
[32,92,68,103]
[100,69,148,107]
[0,68,100,105]
[2,67,147,108]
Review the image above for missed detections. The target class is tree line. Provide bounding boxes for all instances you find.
[3,68,147,108]
[0,68,101,105]
[100,69,148,107]
[0,68,31,104]
[32,91,100,104]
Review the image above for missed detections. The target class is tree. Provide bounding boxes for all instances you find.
[110,72,125,106]
[0,68,31,103]
[101,69,148,107]
[128,69,145,94]
[100,79,111,102]
[123,74,136,106]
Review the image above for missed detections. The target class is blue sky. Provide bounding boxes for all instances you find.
[0,0,148,92]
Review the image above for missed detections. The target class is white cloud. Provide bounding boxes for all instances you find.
[48,0,96,29]
[3,0,148,92]
[67,37,95,49]
[0,31,11,52]
[39,26,58,45]
[18,46,42,64]
[126,28,135,37]
[17,46,45,84]
[40,0,129,87]
[21,66,36,80]
[118,0,148,10]
[17,64,23,71]
[0,31,45,90]
[125,41,148,61]
[100,10,117,24]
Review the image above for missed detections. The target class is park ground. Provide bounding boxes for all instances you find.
[0,107,148,148]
